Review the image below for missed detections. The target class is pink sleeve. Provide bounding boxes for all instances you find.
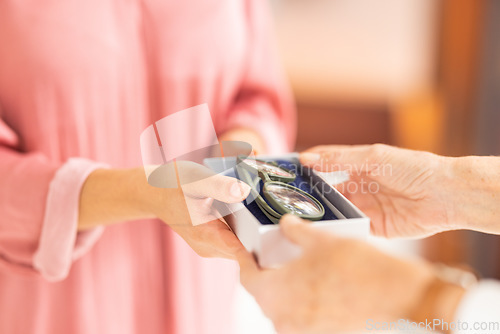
[0,118,106,281]
[224,0,297,154]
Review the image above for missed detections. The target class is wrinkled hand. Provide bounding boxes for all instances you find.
[300,144,458,238]
[237,215,436,333]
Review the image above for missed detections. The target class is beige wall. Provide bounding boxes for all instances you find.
[271,0,439,104]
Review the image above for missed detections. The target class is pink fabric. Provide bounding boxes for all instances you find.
[0,1,296,334]
[33,158,107,281]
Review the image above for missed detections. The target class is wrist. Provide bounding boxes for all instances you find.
[122,167,160,218]
[79,167,158,229]
[411,277,466,333]
[409,263,478,333]
[447,156,500,234]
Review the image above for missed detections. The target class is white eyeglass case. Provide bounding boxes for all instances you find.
[204,153,370,268]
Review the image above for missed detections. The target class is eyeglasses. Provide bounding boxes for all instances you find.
[236,157,325,224]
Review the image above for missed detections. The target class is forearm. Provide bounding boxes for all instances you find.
[78,167,163,230]
[447,156,500,234]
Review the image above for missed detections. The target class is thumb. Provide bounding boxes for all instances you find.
[182,173,251,203]
[300,145,374,173]
[279,214,325,249]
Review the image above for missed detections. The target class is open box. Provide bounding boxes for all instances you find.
[204,153,370,268]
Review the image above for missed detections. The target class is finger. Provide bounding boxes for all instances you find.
[182,173,251,203]
[279,214,328,249]
[300,145,375,173]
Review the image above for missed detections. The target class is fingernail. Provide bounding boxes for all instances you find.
[230,181,251,199]
[300,152,321,164]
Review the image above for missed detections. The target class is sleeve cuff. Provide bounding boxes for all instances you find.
[452,280,500,333]
[33,158,109,281]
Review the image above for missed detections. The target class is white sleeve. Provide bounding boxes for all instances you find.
[452,280,500,334]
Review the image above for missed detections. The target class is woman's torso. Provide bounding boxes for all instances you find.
[0,1,251,333]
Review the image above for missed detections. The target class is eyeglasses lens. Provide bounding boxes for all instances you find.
[265,183,322,215]
[242,159,294,178]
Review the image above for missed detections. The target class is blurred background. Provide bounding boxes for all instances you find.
[236,0,500,332]
[271,0,500,278]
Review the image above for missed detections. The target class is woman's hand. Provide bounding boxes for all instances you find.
[79,162,251,259]
[237,215,464,334]
[150,161,252,259]
[300,144,500,238]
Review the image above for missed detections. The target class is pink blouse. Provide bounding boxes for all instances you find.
[0,1,295,333]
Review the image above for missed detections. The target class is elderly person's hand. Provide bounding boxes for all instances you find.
[300,144,500,238]
[237,215,466,334]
